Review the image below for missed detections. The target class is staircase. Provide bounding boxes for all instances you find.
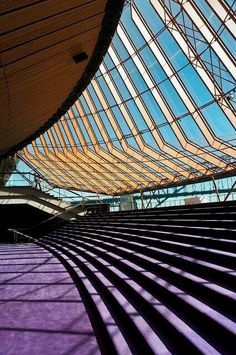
[0,186,79,219]
[37,201,236,354]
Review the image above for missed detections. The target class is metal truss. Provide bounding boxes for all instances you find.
[18,0,236,195]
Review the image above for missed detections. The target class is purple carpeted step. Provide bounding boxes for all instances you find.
[0,243,100,355]
[47,235,236,328]
[72,248,169,354]
[67,222,235,242]
[15,201,234,354]
[53,228,236,286]
[41,238,202,354]
[64,232,236,300]
[39,241,134,355]
[72,222,236,243]
[42,238,232,354]
[51,228,236,297]
[66,223,236,253]
[71,226,236,267]
[59,226,236,270]
[75,218,236,228]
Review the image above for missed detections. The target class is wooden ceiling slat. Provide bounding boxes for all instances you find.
[0,30,99,148]
[1,2,105,51]
[2,15,103,67]
[0,43,95,94]
[5,52,85,86]
[3,26,101,76]
[0,0,40,15]
[0,0,95,34]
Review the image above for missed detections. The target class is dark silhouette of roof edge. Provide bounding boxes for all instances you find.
[1,0,125,159]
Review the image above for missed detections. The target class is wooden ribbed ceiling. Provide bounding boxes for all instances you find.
[0,0,124,157]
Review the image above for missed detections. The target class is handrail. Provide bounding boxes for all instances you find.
[8,228,37,243]
[7,197,98,238]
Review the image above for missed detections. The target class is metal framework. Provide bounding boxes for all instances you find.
[18,0,236,195]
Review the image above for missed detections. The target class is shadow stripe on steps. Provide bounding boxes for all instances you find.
[39,239,214,355]
[47,232,236,320]
[49,228,236,291]
[40,235,236,354]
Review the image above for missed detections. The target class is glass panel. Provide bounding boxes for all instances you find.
[201,102,236,141]
[17,0,236,194]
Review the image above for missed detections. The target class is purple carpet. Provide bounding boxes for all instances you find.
[1,202,236,354]
[37,201,236,354]
[0,243,100,355]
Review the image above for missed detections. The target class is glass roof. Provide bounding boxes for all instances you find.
[18,0,236,195]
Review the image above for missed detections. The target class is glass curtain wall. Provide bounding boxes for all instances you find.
[18,0,236,195]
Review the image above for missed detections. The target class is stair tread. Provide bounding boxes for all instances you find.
[36,202,236,354]
[41,239,223,355]
[44,237,235,353]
